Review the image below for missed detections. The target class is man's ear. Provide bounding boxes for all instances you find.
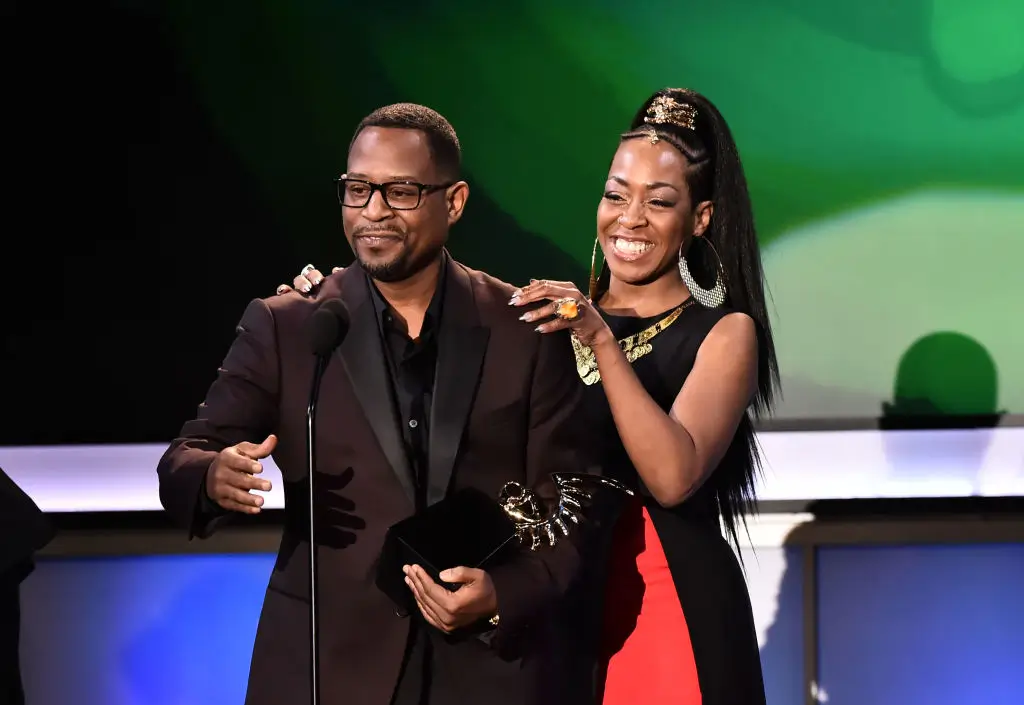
[446,181,470,226]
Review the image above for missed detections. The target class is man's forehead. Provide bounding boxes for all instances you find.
[348,126,434,179]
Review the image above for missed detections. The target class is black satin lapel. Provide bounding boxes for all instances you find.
[427,327,488,506]
[337,277,416,506]
[427,263,489,506]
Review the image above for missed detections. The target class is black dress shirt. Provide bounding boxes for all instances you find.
[368,266,447,705]
[367,264,446,512]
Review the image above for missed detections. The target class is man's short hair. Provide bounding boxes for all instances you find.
[350,103,461,180]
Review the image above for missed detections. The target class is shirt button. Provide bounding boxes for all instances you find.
[408,419,418,428]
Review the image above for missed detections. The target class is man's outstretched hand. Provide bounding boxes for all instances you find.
[204,434,276,514]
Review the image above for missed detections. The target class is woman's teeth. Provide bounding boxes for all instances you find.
[612,237,653,257]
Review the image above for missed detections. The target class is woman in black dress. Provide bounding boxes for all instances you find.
[508,87,777,704]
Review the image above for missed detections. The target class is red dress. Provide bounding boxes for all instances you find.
[599,498,702,704]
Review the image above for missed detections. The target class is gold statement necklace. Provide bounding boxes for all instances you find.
[571,298,696,385]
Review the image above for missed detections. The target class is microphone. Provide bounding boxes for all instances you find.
[305,297,350,705]
[309,298,350,357]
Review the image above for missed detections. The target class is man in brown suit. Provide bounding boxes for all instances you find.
[157,104,599,705]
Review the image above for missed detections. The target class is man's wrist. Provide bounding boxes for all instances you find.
[197,465,222,514]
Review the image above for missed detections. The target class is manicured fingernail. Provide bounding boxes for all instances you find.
[301,284,311,293]
[519,313,531,321]
[534,326,544,332]
[311,277,322,286]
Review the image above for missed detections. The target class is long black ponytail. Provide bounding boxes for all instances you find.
[623,88,781,549]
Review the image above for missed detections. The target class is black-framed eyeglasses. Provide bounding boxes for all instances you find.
[335,177,454,210]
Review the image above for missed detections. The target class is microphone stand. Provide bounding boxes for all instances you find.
[306,353,330,705]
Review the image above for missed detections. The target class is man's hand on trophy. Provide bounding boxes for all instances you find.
[403,564,499,633]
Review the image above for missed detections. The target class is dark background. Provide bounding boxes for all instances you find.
[1,0,584,446]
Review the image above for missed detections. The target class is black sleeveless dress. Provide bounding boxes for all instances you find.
[583,302,766,705]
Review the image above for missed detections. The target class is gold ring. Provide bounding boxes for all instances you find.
[554,297,582,321]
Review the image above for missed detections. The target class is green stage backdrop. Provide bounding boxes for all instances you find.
[160,0,1024,423]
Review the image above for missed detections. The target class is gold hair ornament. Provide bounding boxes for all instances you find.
[643,95,697,132]
[498,474,634,550]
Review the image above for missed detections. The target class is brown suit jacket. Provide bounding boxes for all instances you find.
[157,256,601,705]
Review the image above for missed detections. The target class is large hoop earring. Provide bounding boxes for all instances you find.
[588,236,603,301]
[678,237,726,307]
